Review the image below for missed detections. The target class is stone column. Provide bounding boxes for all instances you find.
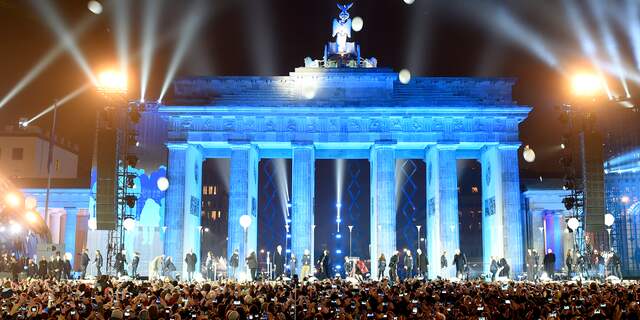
[227,144,259,279]
[481,145,524,274]
[64,208,78,265]
[426,145,459,278]
[291,143,315,275]
[370,142,396,279]
[165,144,203,275]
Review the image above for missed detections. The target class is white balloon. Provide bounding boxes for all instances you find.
[239,214,252,229]
[157,177,170,191]
[87,1,103,14]
[567,217,580,231]
[399,69,411,84]
[123,218,136,231]
[404,0,415,4]
[352,17,364,32]
[604,213,615,227]
[523,145,536,163]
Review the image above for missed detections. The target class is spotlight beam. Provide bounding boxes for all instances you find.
[625,0,640,71]
[30,0,97,84]
[112,0,131,77]
[273,159,290,221]
[23,83,91,126]
[158,2,208,102]
[140,0,164,102]
[0,16,94,109]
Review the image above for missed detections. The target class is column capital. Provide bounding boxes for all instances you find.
[166,143,189,150]
[372,139,397,146]
[427,143,457,152]
[292,141,315,148]
[497,143,521,151]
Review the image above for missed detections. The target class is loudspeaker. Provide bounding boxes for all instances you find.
[580,131,605,232]
[96,127,117,230]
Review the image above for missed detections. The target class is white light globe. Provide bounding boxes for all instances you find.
[239,214,252,229]
[399,69,411,84]
[567,217,580,231]
[87,1,103,14]
[88,218,97,230]
[123,217,136,231]
[404,0,415,4]
[157,177,170,191]
[25,196,37,210]
[64,252,72,260]
[523,145,536,163]
[604,213,615,227]
[352,17,364,32]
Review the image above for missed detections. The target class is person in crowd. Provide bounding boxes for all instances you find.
[38,256,47,279]
[453,249,467,280]
[565,249,574,279]
[205,251,215,280]
[416,249,428,279]
[543,248,556,278]
[246,251,258,281]
[115,249,127,277]
[404,250,414,280]
[289,253,297,277]
[498,258,510,279]
[80,249,90,279]
[377,253,386,280]
[389,250,399,284]
[526,249,535,281]
[301,249,311,279]
[131,252,140,279]
[184,249,197,282]
[440,250,448,278]
[94,250,103,277]
[320,249,332,279]
[229,249,239,279]
[490,256,498,282]
[274,245,285,279]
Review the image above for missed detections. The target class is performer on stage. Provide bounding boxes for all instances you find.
[319,249,332,279]
[344,256,353,278]
[274,245,285,279]
[543,248,556,278]
[80,249,90,279]
[164,256,176,280]
[389,250,399,283]
[290,253,297,277]
[610,250,622,279]
[377,254,386,280]
[498,258,510,279]
[404,250,413,280]
[576,253,588,279]
[185,249,197,282]
[440,250,448,278]
[205,251,215,280]
[115,250,127,277]
[490,256,498,282]
[453,249,467,279]
[229,249,239,279]
[63,255,72,280]
[94,250,103,277]
[149,255,164,280]
[532,250,540,281]
[246,251,258,281]
[38,256,47,279]
[130,252,140,279]
[301,249,311,279]
[565,249,573,278]
[416,249,428,279]
[526,249,535,281]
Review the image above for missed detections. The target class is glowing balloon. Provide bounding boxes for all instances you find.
[399,69,411,84]
[239,214,252,229]
[604,213,615,227]
[87,1,103,15]
[523,145,536,163]
[352,17,364,32]
[157,177,170,191]
[88,218,97,230]
[404,0,415,4]
[123,217,136,231]
[567,217,579,231]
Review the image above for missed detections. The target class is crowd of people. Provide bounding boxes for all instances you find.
[525,248,623,281]
[0,276,638,319]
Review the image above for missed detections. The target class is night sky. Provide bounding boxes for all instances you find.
[0,0,637,182]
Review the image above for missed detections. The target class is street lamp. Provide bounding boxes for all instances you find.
[347,225,354,257]
[239,214,252,280]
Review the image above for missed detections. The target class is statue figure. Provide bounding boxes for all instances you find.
[332,3,353,53]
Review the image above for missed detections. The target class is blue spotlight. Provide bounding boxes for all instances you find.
[336,234,342,239]
[286,233,291,239]
[336,249,342,255]
[30,0,97,84]
[335,265,342,270]
[286,249,291,254]
[158,2,208,102]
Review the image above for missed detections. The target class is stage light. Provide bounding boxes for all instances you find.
[97,70,128,94]
[404,0,415,4]
[621,196,630,204]
[352,17,363,32]
[336,249,342,254]
[126,174,136,188]
[286,234,291,239]
[5,192,22,208]
[571,73,603,97]
[25,211,38,224]
[88,218,97,230]
[24,196,37,210]
[10,223,21,234]
[157,177,169,191]
[399,69,411,84]
[239,214,252,229]
[123,217,136,231]
[562,197,575,210]
[87,1,102,14]
[204,227,209,233]
[336,234,342,239]
[336,203,342,208]
[604,213,615,227]
[124,195,137,208]
[523,145,536,163]
[567,217,580,231]
[560,143,566,150]
[127,155,138,167]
